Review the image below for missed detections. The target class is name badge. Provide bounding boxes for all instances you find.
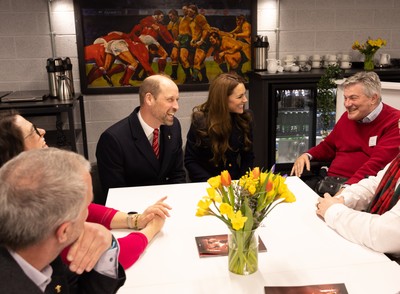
[369,135,377,147]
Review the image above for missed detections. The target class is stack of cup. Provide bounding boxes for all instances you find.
[283,55,296,71]
[297,54,309,66]
[310,54,322,68]
[324,54,338,67]
[339,54,352,69]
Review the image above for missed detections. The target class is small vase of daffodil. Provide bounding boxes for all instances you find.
[196,167,296,275]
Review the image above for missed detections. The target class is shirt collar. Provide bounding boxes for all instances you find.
[360,102,383,123]
[8,249,53,292]
[138,110,159,143]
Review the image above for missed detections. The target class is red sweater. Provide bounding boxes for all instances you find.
[62,203,148,269]
[309,103,400,184]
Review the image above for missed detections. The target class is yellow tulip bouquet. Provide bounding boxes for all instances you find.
[352,37,387,70]
[196,167,296,275]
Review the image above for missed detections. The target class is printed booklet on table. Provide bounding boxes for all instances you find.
[264,283,348,293]
[195,234,267,257]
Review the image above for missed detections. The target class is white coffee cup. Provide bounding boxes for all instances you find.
[291,65,300,72]
[285,55,296,61]
[340,61,352,69]
[328,61,338,66]
[340,54,351,61]
[283,60,295,66]
[312,54,321,61]
[311,60,322,68]
[283,65,292,71]
[328,55,337,62]
[298,54,308,62]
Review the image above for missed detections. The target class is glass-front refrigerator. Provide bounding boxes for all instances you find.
[270,84,336,174]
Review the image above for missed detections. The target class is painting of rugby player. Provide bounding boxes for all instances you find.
[74,0,255,93]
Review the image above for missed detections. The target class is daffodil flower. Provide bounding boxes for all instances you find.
[207,175,221,189]
[220,203,233,216]
[195,199,212,216]
[229,211,248,230]
[206,187,222,203]
[196,168,296,231]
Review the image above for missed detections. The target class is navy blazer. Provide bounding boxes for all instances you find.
[0,247,125,294]
[96,107,186,195]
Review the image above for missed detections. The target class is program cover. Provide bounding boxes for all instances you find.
[264,283,348,294]
[195,234,267,257]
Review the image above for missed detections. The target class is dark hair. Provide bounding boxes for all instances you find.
[0,110,24,167]
[192,72,252,164]
[168,9,178,17]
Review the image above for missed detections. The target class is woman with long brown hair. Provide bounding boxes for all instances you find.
[185,72,254,182]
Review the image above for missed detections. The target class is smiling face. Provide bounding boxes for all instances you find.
[228,83,247,114]
[148,78,180,127]
[343,83,379,121]
[14,115,47,150]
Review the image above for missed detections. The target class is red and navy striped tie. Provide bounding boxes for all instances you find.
[152,128,159,158]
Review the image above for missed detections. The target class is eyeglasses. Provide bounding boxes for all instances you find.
[24,124,41,139]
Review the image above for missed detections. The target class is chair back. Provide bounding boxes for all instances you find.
[91,162,107,205]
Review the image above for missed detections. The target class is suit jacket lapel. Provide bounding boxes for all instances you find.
[159,125,173,174]
[129,109,160,172]
[0,247,47,294]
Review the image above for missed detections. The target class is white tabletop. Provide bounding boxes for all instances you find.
[106,177,400,294]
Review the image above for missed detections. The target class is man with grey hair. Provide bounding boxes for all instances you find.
[0,148,125,293]
[96,74,186,196]
[291,71,400,195]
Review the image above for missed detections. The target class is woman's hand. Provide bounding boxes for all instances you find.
[138,196,171,229]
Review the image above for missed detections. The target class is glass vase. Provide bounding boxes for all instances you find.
[364,53,375,71]
[228,229,258,275]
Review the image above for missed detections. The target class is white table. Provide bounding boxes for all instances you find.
[106,177,400,294]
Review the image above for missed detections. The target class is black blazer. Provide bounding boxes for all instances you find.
[184,111,255,182]
[0,247,125,294]
[96,107,186,195]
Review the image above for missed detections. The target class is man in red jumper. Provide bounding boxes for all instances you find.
[291,71,400,195]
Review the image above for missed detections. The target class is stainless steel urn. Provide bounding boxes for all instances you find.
[253,35,270,71]
[46,58,64,98]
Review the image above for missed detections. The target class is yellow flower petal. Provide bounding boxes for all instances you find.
[207,175,221,189]
[229,211,248,230]
[220,203,233,215]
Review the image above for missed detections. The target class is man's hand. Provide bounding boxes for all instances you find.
[290,153,311,177]
[316,193,345,218]
[137,196,171,229]
[67,222,112,274]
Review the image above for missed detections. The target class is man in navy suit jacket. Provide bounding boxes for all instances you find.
[0,148,125,293]
[96,74,186,196]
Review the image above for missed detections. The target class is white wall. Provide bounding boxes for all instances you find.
[1,0,400,161]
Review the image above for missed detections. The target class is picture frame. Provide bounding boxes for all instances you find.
[73,0,256,94]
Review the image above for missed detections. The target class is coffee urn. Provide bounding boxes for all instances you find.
[253,35,269,71]
[46,58,64,98]
[46,57,74,98]
[62,57,75,95]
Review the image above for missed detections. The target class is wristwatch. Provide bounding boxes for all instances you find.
[127,211,138,229]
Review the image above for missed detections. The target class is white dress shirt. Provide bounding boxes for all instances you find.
[325,161,400,255]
